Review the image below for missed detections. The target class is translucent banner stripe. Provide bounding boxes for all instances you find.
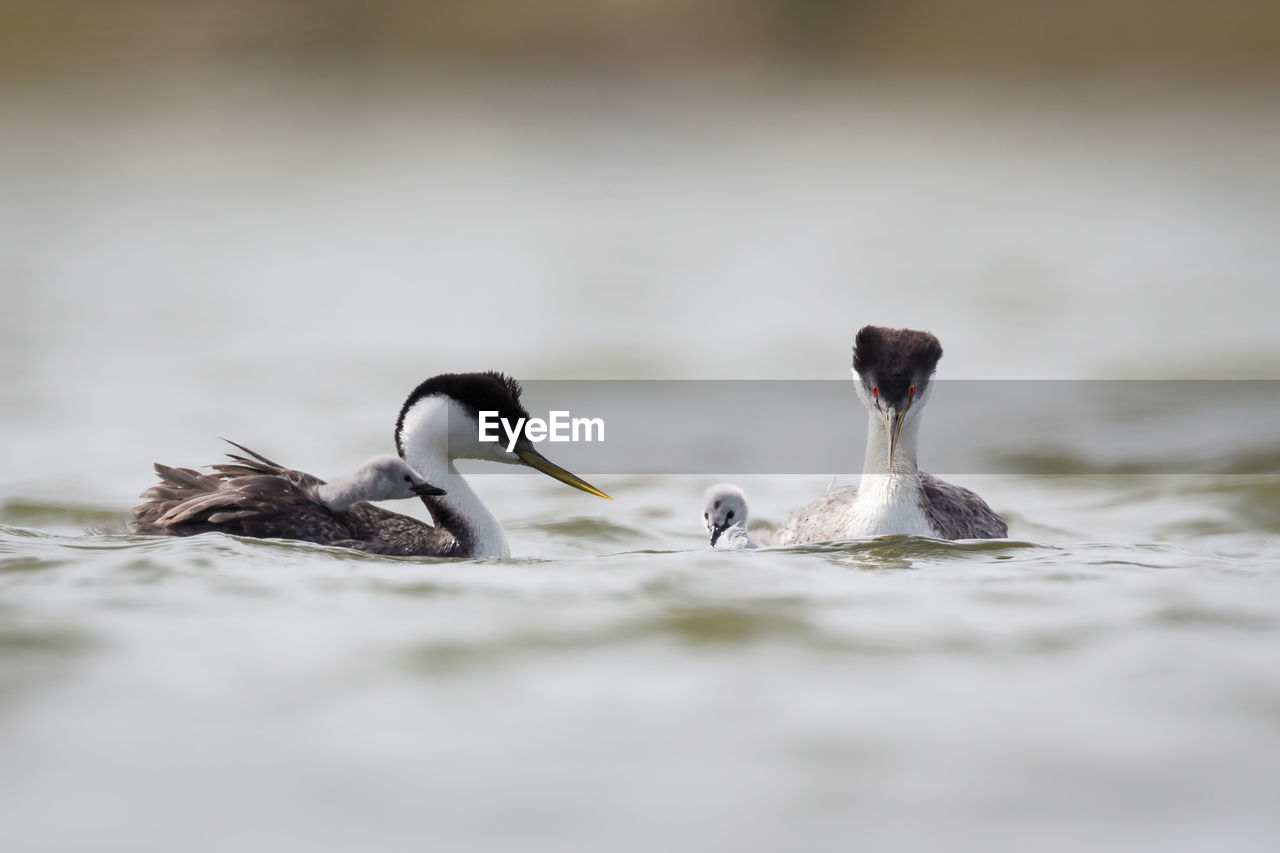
[448,380,1280,476]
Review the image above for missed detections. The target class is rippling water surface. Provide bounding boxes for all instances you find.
[2,74,1278,852]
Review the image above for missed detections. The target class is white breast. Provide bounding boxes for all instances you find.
[843,474,936,538]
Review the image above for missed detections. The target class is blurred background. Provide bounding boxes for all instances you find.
[4,0,1278,488]
[4,0,1279,392]
[4,0,1280,76]
[3,4,1279,853]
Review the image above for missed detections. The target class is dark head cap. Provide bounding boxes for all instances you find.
[852,326,943,407]
[395,371,529,455]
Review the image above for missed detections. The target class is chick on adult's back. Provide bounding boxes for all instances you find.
[129,442,445,554]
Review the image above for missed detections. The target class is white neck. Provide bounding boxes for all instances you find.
[848,407,933,538]
[315,477,363,512]
[399,397,511,558]
[861,408,921,477]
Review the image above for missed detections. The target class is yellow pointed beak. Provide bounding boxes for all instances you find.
[885,406,909,472]
[515,447,613,501]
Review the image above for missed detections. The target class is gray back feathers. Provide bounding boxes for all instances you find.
[773,483,860,545]
[918,473,1008,539]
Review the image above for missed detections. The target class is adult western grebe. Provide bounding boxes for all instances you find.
[774,326,1006,543]
[131,372,611,557]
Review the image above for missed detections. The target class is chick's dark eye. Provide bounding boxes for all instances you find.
[703,513,709,520]
[726,511,735,520]
[404,475,412,482]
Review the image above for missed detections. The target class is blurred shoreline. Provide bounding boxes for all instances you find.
[3,0,1280,85]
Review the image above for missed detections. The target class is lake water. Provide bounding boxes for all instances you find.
[2,72,1278,852]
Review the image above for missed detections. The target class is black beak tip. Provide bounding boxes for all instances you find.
[412,484,447,497]
[709,525,725,547]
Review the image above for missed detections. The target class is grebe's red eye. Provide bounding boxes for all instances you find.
[871,386,879,397]
[909,384,916,396]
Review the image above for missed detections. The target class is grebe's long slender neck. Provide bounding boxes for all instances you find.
[399,398,510,558]
[845,404,934,538]
[860,408,922,478]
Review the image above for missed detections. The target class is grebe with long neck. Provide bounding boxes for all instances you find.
[773,325,1006,543]
[129,373,611,557]
[392,371,611,558]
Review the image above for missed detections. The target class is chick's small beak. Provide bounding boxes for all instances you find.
[515,446,612,501]
[411,483,447,497]
[710,522,728,547]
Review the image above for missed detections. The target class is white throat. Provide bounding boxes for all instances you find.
[398,396,511,558]
[315,477,364,512]
[847,406,933,538]
[861,407,921,477]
